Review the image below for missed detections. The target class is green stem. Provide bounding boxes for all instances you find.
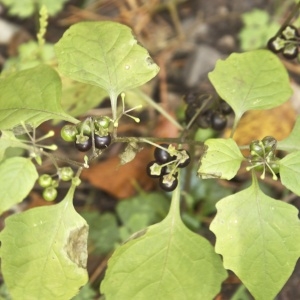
[229,116,240,138]
[115,136,205,148]
[167,171,181,220]
[134,89,183,131]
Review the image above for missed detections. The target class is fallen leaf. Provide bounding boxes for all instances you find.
[81,148,154,199]
[225,101,296,154]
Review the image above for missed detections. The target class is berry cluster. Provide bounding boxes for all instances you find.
[38,167,74,201]
[61,116,112,152]
[267,25,299,60]
[184,92,233,131]
[146,144,190,191]
[247,136,280,180]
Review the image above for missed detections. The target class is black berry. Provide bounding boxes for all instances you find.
[195,110,212,129]
[211,112,227,131]
[282,45,298,60]
[177,150,191,168]
[146,161,165,178]
[75,136,92,152]
[220,101,233,115]
[159,175,178,192]
[154,144,175,163]
[94,133,111,149]
[267,36,285,53]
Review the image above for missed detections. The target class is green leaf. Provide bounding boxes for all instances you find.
[239,9,279,51]
[0,283,11,300]
[3,41,56,73]
[115,192,169,241]
[0,157,38,214]
[0,131,20,162]
[71,283,96,300]
[61,78,108,118]
[0,64,78,130]
[208,50,292,123]
[278,116,300,152]
[55,21,160,119]
[0,185,89,299]
[80,211,119,254]
[197,138,244,179]
[117,192,169,225]
[101,181,227,299]
[0,0,69,18]
[280,151,300,195]
[210,178,300,300]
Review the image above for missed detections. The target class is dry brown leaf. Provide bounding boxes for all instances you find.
[225,101,296,154]
[81,148,155,199]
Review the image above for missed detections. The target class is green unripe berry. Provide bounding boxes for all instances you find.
[59,167,74,181]
[262,136,277,154]
[249,140,264,157]
[76,122,92,136]
[61,125,78,142]
[38,174,52,188]
[250,156,264,172]
[43,187,57,201]
[94,116,111,129]
[268,158,280,175]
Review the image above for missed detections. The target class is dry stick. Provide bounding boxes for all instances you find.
[89,253,112,285]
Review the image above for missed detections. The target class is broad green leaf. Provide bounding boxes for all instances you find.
[71,283,96,300]
[3,41,56,73]
[0,157,38,214]
[0,64,78,130]
[0,0,69,17]
[116,193,170,240]
[198,138,244,179]
[280,151,300,195]
[61,77,108,118]
[239,9,279,51]
[278,116,300,152]
[208,50,292,123]
[231,284,252,300]
[0,131,22,162]
[210,178,300,300]
[0,184,89,300]
[55,21,160,119]
[101,181,227,300]
[80,211,119,254]
[0,283,11,300]
[117,192,169,225]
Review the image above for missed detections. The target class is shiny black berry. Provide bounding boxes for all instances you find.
[282,45,298,60]
[154,144,175,163]
[94,133,111,149]
[220,101,233,115]
[75,136,92,152]
[159,175,178,192]
[177,150,191,168]
[267,36,285,53]
[195,110,212,129]
[146,161,165,178]
[211,112,227,131]
[184,92,200,105]
[281,25,299,40]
